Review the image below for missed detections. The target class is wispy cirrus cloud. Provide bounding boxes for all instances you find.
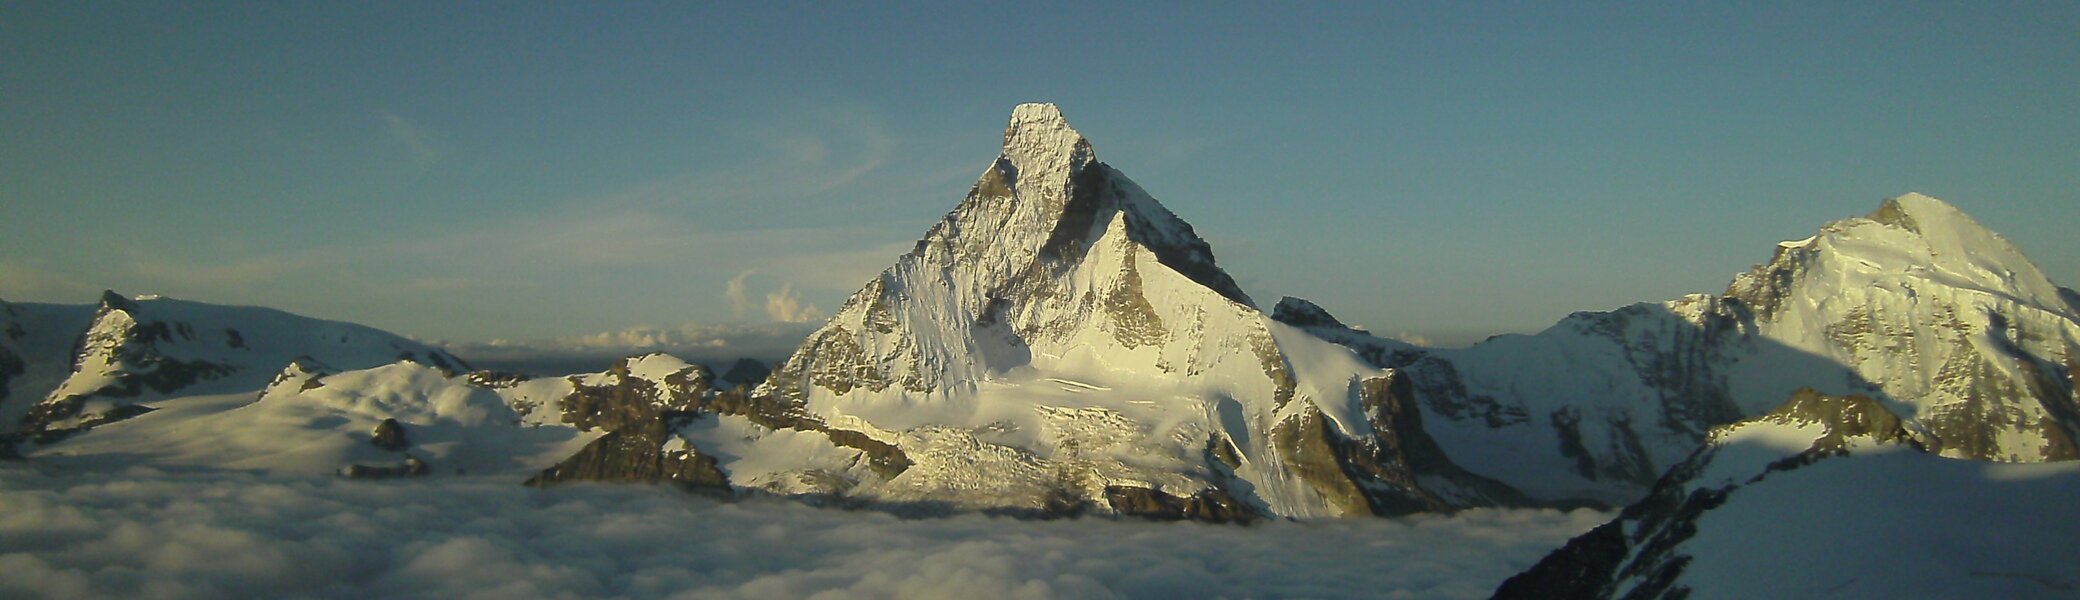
[379,111,447,169]
[70,102,938,341]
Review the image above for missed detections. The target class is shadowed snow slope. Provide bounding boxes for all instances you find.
[1491,388,2080,600]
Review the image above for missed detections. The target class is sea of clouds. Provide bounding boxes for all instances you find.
[0,466,1604,600]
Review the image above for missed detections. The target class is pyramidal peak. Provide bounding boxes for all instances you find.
[1001,102,1094,178]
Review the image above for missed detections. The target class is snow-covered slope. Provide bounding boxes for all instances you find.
[1289,193,2080,505]
[1491,388,2080,600]
[677,103,1518,518]
[1277,295,1756,505]
[26,351,735,480]
[14,291,468,441]
[30,361,581,476]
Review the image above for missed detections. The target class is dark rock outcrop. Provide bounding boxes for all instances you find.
[1270,296,1358,332]
[719,358,771,388]
[558,354,711,432]
[524,413,730,494]
[370,418,409,452]
[1104,485,1256,523]
[339,457,430,479]
[705,388,911,479]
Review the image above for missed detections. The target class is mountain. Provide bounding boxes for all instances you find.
[616,103,1520,519]
[1490,388,2080,599]
[1724,193,2080,461]
[7,291,467,442]
[1285,193,2080,505]
[10,106,2070,534]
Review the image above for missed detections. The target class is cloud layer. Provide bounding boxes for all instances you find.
[0,468,1605,600]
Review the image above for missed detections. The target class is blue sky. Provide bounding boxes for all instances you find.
[4,2,2077,347]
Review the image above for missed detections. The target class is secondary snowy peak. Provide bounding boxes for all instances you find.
[1282,193,2077,506]
[1724,194,2080,461]
[19,291,468,439]
[1733,192,2072,320]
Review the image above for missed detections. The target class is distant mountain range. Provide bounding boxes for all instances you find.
[4,104,2075,597]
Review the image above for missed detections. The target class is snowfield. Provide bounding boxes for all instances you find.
[0,466,1606,600]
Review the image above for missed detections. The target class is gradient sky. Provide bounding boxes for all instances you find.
[5,2,2077,347]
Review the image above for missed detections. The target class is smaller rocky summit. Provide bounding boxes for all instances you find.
[524,413,730,494]
[556,353,710,433]
[719,358,770,388]
[1270,296,1360,332]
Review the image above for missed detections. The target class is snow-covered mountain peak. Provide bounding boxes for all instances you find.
[1731,193,2072,319]
[1717,194,2080,462]
[1002,102,1092,176]
[736,105,1517,517]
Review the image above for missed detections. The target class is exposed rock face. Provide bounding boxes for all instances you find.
[719,358,770,388]
[555,353,711,432]
[1490,389,1919,600]
[525,413,730,494]
[370,418,409,451]
[18,291,469,440]
[1103,485,1255,523]
[1271,296,1358,332]
[0,298,25,406]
